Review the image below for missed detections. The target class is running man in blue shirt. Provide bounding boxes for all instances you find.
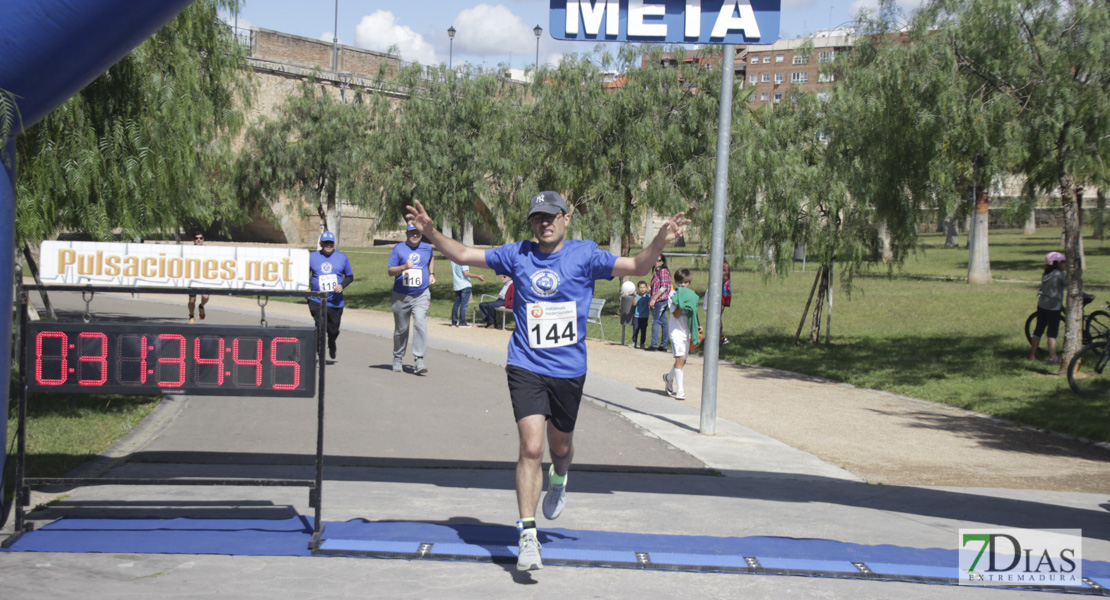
[308,231,354,360]
[406,192,688,571]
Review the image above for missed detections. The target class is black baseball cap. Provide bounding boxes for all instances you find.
[526,191,569,221]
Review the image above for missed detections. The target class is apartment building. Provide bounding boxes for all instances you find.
[739,28,853,107]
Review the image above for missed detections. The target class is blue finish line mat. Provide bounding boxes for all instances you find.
[4,517,1108,594]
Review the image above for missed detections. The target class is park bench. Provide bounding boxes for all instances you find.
[472,294,514,329]
[470,296,606,341]
[586,297,606,342]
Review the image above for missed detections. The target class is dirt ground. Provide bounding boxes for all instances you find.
[210,296,1110,494]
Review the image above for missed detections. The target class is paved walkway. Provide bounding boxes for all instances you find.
[1,290,1107,599]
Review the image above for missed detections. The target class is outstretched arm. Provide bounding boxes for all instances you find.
[612,212,690,278]
[406,200,489,269]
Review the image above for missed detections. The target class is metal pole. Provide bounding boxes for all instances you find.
[700,45,735,435]
[332,0,339,72]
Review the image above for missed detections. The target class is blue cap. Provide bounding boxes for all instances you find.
[406,223,418,231]
[319,231,336,243]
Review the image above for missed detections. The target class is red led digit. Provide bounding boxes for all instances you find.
[156,334,187,387]
[35,330,69,385]
[232,337,263,387]
[270,337,301,390]
[77,332,109,386]
[115,334,148,385]
[192,336,226,386]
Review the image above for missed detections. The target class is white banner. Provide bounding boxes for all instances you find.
[38,241,311,291]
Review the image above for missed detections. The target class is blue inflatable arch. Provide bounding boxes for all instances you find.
[0,0,196,515]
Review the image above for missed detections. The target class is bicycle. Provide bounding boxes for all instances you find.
[1024,293,1110,354]
[1067,334,1110,395]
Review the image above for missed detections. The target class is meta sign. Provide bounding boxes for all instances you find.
[549,0,780,45]
[26,322,316,398]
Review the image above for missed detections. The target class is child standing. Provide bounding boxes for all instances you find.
[1030,251,1067,362]
[663,268,702,401]
[632,281,650,348]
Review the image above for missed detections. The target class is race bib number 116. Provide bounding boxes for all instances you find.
[526,301,577,349]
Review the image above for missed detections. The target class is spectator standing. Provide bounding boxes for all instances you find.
[663,268,701,401]
[308,231,354,360]
[648,254,672,351]
[632,281,650,348]
[387,223,435,374]
[187,232,210,324]
[1030,251,1067,363]
[451,260,484,327]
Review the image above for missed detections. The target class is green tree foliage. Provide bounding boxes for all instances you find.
[236,78,388,237]
[920,0,1110,363]
[373,64,523,241]
[14,0,252,243]
[526,45,720,254]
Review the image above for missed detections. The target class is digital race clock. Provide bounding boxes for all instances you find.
[25,322,316,398]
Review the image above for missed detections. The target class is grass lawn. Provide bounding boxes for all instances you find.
[328,227,1110,443]
[4,386,159,502]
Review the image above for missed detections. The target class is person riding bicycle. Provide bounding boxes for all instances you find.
[1030,251,1067,363]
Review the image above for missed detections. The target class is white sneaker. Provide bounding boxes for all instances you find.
[459,322,472,328]
[517,529,542,571]
[663,372,675,396]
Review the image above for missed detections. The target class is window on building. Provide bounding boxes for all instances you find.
[775,54,785,63]
[761,73,771,82]
[760,92,769,101]
[750,74,758,84]
[818,72,835,83]
[791,72,809,83]
[793,54,809,65]
[773,92,783,104]
[750,55,759,64]
[816,91,830,102]
[819,50,835,62]
[762,55,771,63]
[774,73,783,84]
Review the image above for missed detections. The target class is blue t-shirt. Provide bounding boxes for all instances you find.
[451,261,473,292]
[309,249,353,308]
[389,241,434,295]
[634,293,650,318]
[485,239,617,378]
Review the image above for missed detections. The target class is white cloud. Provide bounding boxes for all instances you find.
[218,11,253,33]
[354,10,438,65]
[451,4,536,57]
[849,0,926,20]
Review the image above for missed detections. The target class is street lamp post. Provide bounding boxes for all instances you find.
[447,25,456,69]
[533,25,542,73]
[332,0,339,71]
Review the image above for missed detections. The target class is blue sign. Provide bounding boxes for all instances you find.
[549,0,780,45]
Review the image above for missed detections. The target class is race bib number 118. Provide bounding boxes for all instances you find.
[526,301,577,349]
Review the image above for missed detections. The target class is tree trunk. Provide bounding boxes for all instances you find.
[1023,209,1036,235]
[642,206,654,248]
[1095,189,1106,241]
[463,220,474,246]
[877,219,893,263]
[442,223,453,240]
[943,217,959,248]
[1060,177,1085,369]
[795,267,823,345]
[967,188,993,284]
[810,266,829,344]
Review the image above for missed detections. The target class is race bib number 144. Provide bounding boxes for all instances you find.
[526,301,577,349]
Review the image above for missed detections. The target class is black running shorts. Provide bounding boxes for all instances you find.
[506,365,586,433]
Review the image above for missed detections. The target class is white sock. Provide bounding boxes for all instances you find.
[675,368,684,396]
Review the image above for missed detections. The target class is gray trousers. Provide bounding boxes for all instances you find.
[392,289,430,361]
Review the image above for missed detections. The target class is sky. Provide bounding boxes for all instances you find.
[225,1,924,71]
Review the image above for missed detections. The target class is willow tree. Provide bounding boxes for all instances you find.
[15,0,252,243]
[236,79,388,237]
[525,45,720,255]
[373,64,524,242]
[922,0,1110,365]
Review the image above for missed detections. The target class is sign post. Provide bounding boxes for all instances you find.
[550,0,780,434]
